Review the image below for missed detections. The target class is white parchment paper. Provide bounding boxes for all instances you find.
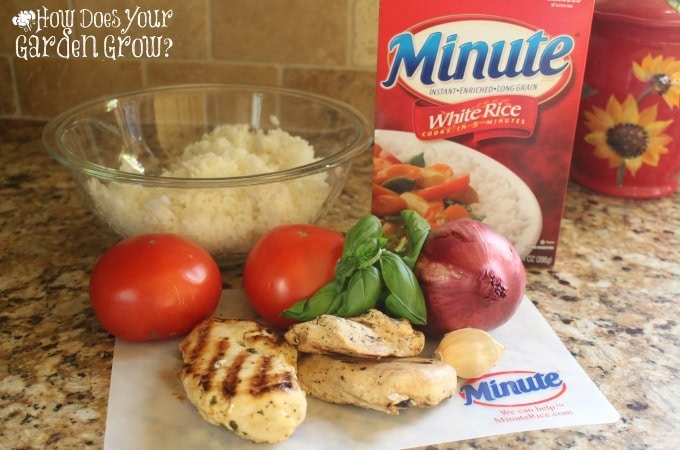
[103,290,619,450]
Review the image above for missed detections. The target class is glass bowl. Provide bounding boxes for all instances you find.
[43,84,372,265]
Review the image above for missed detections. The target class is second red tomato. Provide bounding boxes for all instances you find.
[243,225,344,328]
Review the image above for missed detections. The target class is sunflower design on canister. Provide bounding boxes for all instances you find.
[583,95,673,185]
[633,54,680,109]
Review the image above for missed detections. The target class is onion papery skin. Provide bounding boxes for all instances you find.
[415,220,526,337]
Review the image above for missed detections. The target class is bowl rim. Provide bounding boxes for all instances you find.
[43,83,373,188]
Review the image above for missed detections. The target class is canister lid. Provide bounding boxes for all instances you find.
[595,0,680,27]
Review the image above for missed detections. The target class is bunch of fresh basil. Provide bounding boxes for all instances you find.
[282,210,430,325]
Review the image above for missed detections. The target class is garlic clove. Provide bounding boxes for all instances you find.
[433,328,506,379]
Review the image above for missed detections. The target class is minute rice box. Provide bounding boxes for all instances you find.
[371,0,595,266]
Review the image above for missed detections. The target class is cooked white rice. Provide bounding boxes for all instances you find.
[422,145,531,246]
[87,124,330,256]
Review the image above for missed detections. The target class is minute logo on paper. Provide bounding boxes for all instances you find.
[460,370,567,407]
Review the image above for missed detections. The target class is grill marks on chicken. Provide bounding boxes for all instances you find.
[179,318,306,443]
[297,355,458,415]
[284,309,425,358]
[179,308,458,442]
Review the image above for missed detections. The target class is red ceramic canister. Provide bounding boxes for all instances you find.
[572,0,680,198]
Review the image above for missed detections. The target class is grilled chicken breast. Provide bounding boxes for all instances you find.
[297,354,457,415]
[179,318,306,443]
[284,309,425,358]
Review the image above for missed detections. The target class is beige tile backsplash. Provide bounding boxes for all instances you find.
[1,0,378,122]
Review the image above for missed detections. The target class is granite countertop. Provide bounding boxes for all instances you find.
[1,119,678,449]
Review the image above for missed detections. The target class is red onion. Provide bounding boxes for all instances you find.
[415,219,526,337]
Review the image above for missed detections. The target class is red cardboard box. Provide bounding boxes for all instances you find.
[372,0,595,266]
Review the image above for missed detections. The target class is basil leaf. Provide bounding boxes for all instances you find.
[336,266,381,317]
[284,213,427,326]
[342,215,383,258]
[399,210,431,269]
[334,256,357,284]
[336,215,386,284]
[379,251,427,325]
[383,293,426,325]
[354,238,385,268]
[335,238,384,284]
[281,280,343,321]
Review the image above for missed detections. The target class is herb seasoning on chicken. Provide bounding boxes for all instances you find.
[285,310,456,414]
[297,355,457,415]
[179,318,306,443]
[284,309,425,358]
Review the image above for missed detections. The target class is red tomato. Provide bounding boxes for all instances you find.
[89,233,222,342]
[243,225,344,329]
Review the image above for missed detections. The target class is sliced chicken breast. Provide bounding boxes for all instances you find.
[179,318,306,443]
[284,309,425,358]
[297,354,457,415]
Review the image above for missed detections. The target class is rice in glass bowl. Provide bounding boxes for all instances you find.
[43,84,372,265]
